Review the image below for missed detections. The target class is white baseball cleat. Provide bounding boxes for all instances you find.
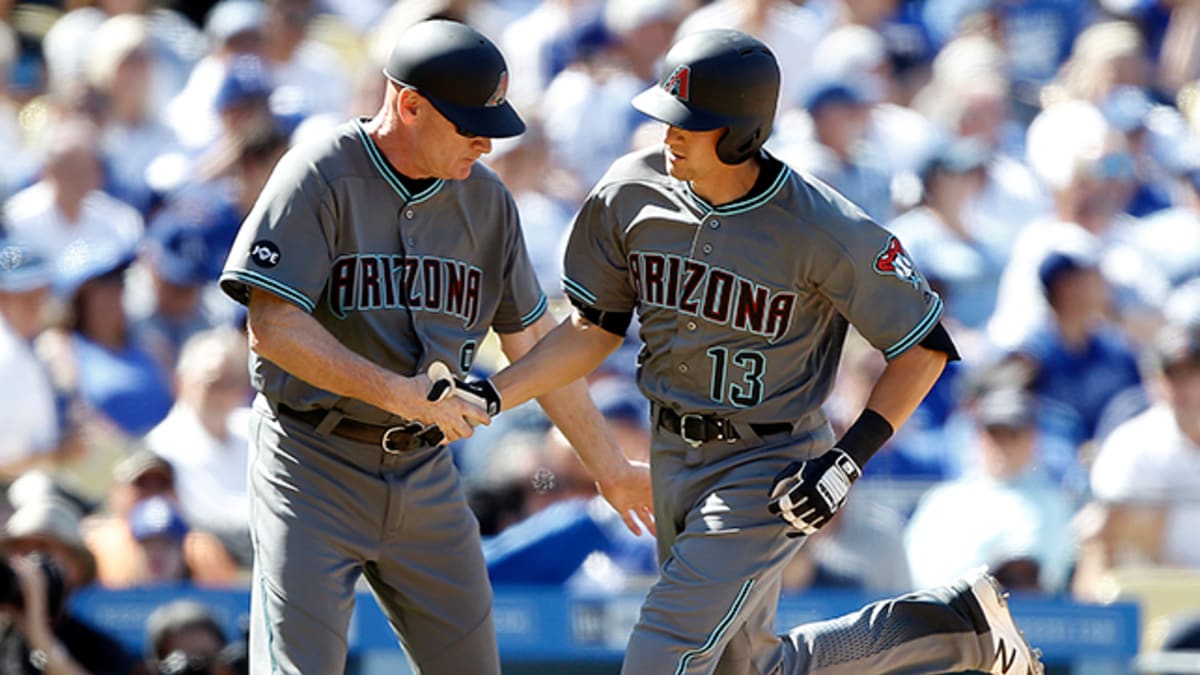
[966,567,1045,675]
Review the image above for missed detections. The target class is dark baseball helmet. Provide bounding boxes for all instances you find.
[632,30,780,164]
[384,20,525,138]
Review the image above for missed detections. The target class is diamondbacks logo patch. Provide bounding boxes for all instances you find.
[662,65,691,101]
[873,236,921,288]
[485,70,509,107]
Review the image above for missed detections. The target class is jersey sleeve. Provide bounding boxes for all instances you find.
[811,209,943,360]
[561,188,637,313]
[489,192,548,334]
[219,149,335,313]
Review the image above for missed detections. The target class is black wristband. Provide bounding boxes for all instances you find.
[836,409,894,468]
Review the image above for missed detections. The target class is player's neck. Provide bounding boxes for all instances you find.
[689,156,762,207]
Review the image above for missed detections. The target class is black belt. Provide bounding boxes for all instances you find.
[656,408,793,447]
[277,405,442,453]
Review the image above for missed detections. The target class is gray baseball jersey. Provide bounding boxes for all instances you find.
[221,119,547,423]
[562,147,982,675]
[220,119,545,674]
[563,146,942,425]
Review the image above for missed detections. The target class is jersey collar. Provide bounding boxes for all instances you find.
[681,152,790,218]
[354,119,445,204]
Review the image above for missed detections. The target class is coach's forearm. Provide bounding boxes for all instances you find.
[246,287,423,414]
[493,312,621,410]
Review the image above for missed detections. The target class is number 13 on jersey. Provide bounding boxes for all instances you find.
[707,347,766,407]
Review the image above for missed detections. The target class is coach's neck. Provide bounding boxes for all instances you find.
[691,155,762,207]
[363,84,429,179]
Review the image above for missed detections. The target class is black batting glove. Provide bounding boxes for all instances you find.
[452,377,502,416]
[767,448,861,537]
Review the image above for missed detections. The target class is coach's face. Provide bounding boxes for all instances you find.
[406,91,493,180]
[663,126,724,182]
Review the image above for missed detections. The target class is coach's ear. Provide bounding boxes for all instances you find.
[396,86,423,123]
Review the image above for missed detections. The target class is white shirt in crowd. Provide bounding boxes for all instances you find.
[1090,404,1200,568]
[3,183,144,262]
[0,317,58,468]
[144,405,251,537]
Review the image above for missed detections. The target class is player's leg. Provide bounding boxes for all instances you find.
[622,443,804,675]
[365,443,500,675]
[777,567,1044,675]
[247,406,381,675]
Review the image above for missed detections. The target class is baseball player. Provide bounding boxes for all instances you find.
[490,30,1044,675]
[219,20,653,674]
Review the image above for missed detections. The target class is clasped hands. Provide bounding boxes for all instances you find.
[412,361,502,444]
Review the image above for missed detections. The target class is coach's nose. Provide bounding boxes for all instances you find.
[475,136,493,155]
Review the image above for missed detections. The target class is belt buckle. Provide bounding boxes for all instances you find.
[679,414,706,448]
[381,423,422,454]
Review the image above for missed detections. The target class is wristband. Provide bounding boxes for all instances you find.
[836,409,894,467]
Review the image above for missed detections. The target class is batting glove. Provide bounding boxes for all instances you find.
[767,449,861,537]
[424,361,502,416]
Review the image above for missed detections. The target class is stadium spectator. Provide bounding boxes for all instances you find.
[2,118,143,265]
[889,137,997,331]
[0,21,37,198]
[129,222,230,376]
[145,328,252,565]
[905,388,1075,593]
[127,496,193,587]
[85,14,180,216]
[1074,316,1200,601]
[1006,249,1146,481]
[0,495,133,674]
[0,242,59,478]
[34,240,172,506]
[142,600,227,675]
[261,0,351,120]
[82,450,239,590]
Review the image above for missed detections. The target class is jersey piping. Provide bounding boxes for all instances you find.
[673,578,756,675]
[883,294,943,360]
[519,294,549,328]
[682,163,791,217]
[562,276,598,305]
[353,120,445,204]
[220,269,318,313]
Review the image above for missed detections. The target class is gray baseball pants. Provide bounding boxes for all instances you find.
[246,399,499,675]
[624,417,998,675]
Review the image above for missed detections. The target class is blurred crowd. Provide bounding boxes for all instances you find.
[1,0,1199,671]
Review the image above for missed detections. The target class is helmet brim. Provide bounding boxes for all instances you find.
[426,94,526,139]
[631,86,728,131]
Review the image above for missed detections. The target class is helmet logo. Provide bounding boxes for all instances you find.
[486,70,509,107]
[662,65,691,101]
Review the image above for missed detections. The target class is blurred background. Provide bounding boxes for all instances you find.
[0,0,1198,673]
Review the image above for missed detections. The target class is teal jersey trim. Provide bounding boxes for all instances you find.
[683,164,791,217]
[520,294,548,327]
[222,269,317,314]
[673,578,756,675]
[354,121,444,204]
[883,294,944,360]
[562,276,598,305]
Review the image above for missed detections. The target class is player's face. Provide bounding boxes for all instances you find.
[412,95,494,180]
[662,126,725,181]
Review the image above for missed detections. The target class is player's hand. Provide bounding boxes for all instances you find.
[596,460,656,537]
[767,448,861,537]
[409,365,490,444]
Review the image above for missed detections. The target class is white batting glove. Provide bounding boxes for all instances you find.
[767,449,861,537]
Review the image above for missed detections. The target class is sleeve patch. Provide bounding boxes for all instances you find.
[873,236,922,288]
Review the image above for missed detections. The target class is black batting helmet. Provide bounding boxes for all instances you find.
[632,30,780,165]
[384,20,525,138]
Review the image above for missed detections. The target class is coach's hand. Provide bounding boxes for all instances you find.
[409,365,490,444]
[597,460,656,537]
[767,449,861,537]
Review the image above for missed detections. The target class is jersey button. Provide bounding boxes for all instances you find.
[677,363,689,373]
[702,243,713,254]
[686,321,697,331]
[708,220,719,229]
[406,209,415,219]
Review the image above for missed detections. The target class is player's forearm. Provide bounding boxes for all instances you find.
[246,288,422,413]
[536,379,631,480]
[493,312,621,409]
[865,345,947,430]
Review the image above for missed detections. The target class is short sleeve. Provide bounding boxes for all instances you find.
[219,148,335,312]
[490,193,548,333]
[812,213,943,360]
[561,189,637,313]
